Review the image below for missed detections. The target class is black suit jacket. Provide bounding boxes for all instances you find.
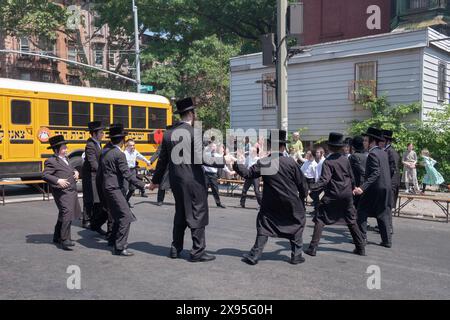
[82,138,102,203]
[349,151,368,187]
[385,144,401,188]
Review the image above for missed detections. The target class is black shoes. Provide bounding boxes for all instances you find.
[169,247,182,259]
[82,221,91,229]
[128,202,134,208]
[240,202,246,208]
[379,242,392,248]
[61,240,74,251]
[242,253,258,265]
[217,203,226,209]
[304,246,317,257]
[141,193,148,198]
[290,254,306,265]
[156,202,163,206]
[189,253,216,263]
[353,247,366,256]
[113,249,134,256]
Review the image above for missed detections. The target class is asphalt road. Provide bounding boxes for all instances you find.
[0,193,449,300]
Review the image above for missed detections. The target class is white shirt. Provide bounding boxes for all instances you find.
[58,156,69,166]
[315,156,326,182]
[203,151,225,174]
[245,154,259,169]
[124,149,150,169]
[301,160,317,179]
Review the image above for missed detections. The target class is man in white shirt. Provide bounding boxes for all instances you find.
[240,147,262,208]
[203,142,226,208]
[301,150,317,185]
[124,139,151,206]
[311,147,326,214]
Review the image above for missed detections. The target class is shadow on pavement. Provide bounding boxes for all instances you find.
[76,229,111,252]
[128,241,172,258]
[26,234,53,244]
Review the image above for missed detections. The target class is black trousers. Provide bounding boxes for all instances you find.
[111,219,131,251]
[90,203,111,232]
[309,219,365,249]
[310,190,321,211]
[53,220,71,242]
[157,189,166,203]
[357,210,392,245]
[82,204,92,223]
[205,172,221,205]
[248,234,303,260]
[125,169,145,202]
[171,220,206,259]
[240,178,262,206]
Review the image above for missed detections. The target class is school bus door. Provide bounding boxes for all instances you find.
[5,97,37,159]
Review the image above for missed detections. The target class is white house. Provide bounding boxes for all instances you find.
[229,27,450,144]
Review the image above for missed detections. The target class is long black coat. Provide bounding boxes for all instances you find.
[311,153,357,225]
[82,138,102,204]
[385,145,401,188]
[42,156,81,222]
[152,122,224,229]
[98,142,145,223]
[358,146,392,218]
[233,154,308,240]
[349,151,367,187]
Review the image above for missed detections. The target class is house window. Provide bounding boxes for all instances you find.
[68,43,77,61]
[19,37,30,53]
[109,51,116,67]
[438,61,446,102]
[94,45,104,66]
[352,62,377,102]
[41,73,52,82]
[49,100,69,126]
[262,73,276,109]
[20,72,31,81]
[409,0,430,9]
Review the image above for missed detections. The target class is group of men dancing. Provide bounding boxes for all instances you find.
[43,97,399,264]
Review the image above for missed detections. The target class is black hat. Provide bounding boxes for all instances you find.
[174,97,196,114]
[352,135,365,151]
[382,129,395,142]
[88,121,104,132]
[47,135,68,150]
[268,129,290,145]
[327,132,345,147]
[362,127,385,141]
[344,137,353,146]
[107,123,128,139]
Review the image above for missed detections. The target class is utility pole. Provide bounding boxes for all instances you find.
[132,0,141,93]
[276,0,288,131]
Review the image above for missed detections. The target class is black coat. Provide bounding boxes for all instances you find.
[358,146,392,218]
[385,145,401,188]
[349,151,368,187]
[42,156,81,222]
[152,122,224,229]
[82,138,102,204]
[233,154,308,240]
[98,142,145,222]
[311,153,356,225]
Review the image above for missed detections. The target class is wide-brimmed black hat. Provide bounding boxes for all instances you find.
[87,121,105,132]
[362,127,385,141]
[174,97,196,114]
[382,129,396,142]
[352,135,365,151]
[107,123,128,139]
[47,135,69,150]
[344,137,353,146]
[327,132,345,147]
[268,129,290,144]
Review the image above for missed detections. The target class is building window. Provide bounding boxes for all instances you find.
[409,0,430,9]
[262,73,276,109]
[67,75,82,86]
[94,45,104,66]
[68,43,77,61]
[351,61,377,102]
[19,37,30,53]
[11,100,31,125]
[72,101,90,127]
[148,107,167,129]
[93,103,110,125]
[109,51,116,67]
[49,100,69,126]
[20,72,31,81]
[113,105,129,127]
[438,61,446,102]
[41,73,52,82]
[131,106,146,129]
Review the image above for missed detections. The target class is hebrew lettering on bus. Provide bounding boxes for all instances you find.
[8,130,28,139]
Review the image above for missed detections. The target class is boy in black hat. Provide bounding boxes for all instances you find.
[354,127,393,248]
[98,124,149,256]
[42,135,82,251]
[81,121,108,235]
[304,133,366,257]
[233,130,309,265]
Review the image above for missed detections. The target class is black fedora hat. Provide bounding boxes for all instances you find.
[327,132,345,147]
[87,121,105,132]
[382,129,396,142]
[47,135,69,150]
[362,127,385,141]
[344,137,353,146]
[352,135,365,151]
[174,97,196,114]
[268,129,290,144]
[107,123,128,139]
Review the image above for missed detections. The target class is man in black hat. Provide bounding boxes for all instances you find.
[382,129,400,234]
[43,135,82,251]
[81,121,108,235]
[233,130,309,265]
[98,124,149,256]
[348,136,368,209]
[150,98,224,262]
[304,133,366,257]
[354,127,393,248]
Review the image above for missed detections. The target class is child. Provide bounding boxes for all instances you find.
[420,149,444,194]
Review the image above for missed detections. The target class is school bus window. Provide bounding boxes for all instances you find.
[148,107,167,129]
[93,103,110,126]
[72,101,90,127]
[131,106,146,129]
[11,100,31,125]
[49,100,69,126]
[113,105,129,128]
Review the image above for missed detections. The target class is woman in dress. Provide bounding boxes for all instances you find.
[420,149,445,194]
[402,143,420,193]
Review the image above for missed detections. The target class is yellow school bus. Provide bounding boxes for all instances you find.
[0,78,172,179]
